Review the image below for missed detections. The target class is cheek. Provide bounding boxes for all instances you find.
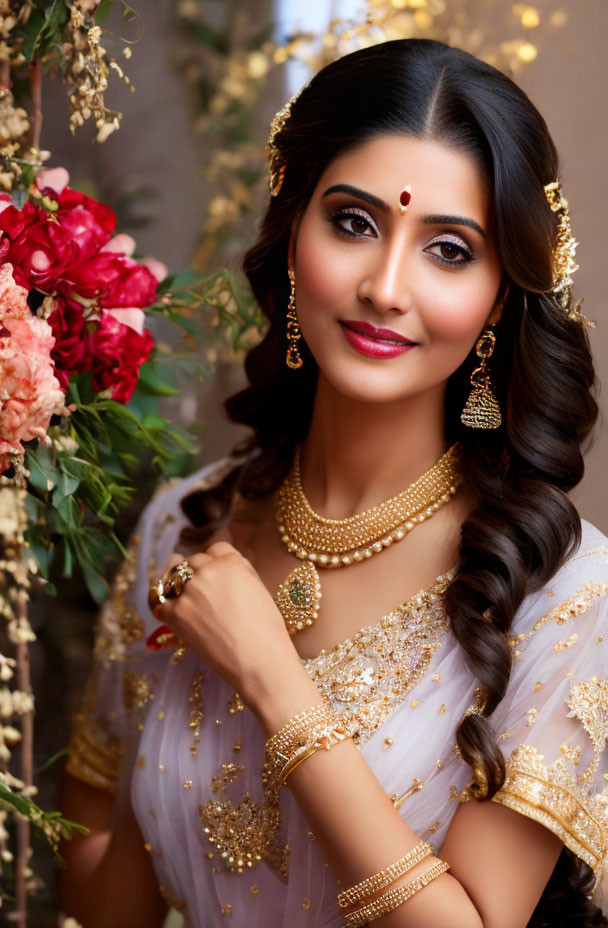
[294,215,350,313]
[418,265,499,343]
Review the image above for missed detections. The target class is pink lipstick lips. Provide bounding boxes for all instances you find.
[339,319,417,359]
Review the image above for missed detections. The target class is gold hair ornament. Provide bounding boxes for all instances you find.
[544,181,593,327]
[266,87,305,197]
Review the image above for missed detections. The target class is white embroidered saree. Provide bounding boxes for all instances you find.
[67,457,608,926]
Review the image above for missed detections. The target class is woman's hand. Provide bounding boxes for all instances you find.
[149,542,307,715]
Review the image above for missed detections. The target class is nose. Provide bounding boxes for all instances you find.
[356,236,414,316]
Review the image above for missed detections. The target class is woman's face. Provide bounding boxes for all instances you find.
[290,134,505,406]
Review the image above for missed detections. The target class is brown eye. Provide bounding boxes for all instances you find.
[440,242,460,260]
[350,217,369,233]
[426,236,474,266]
[330,208,377,238]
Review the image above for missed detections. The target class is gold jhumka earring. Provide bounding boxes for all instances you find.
[461,327,502,430]
[285,268,303,370]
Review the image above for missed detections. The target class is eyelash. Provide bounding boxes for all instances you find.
[329,208,475,267]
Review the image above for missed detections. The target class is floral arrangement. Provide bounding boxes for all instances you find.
[0,167,160,464]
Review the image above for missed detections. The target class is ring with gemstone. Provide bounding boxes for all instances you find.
[163,560,195,599]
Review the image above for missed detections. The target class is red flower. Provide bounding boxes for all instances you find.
[53,187,116,262]
[47,298,90,390]
[0,205,81,292]
[89,312,154,403]
[0,188,116,294]
[63,251,158,308]
[49,297,154,404]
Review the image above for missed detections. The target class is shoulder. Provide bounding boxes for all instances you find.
[138,453,247,546]
[509,517,608,658]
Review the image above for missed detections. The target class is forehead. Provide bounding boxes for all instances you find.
[314,134,492,223]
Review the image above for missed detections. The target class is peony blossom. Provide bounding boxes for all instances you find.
[0,263,29,319]
[0,312,65,471]
[35,167,70,196]
[63,250,158,307]
[49,297,153,403]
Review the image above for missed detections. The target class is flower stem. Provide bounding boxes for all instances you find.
[13,601,33,928]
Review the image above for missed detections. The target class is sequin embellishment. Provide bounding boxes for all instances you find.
[302,573,452,745]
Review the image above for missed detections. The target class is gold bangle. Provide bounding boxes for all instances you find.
[281,743,319,784]
[344,859,450,927]
[265,703,335,763]
[337,841,434,909]
[280,723,351,785]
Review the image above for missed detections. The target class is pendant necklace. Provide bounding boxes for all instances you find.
[274,443,463,634]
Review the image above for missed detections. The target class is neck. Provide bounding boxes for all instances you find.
[300,374,450,518]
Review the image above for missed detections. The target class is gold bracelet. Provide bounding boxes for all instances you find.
[280,723,351,785]
[265,703,335,765]
[337,840,434,909]
[344,859,450,927]
[281,743,319,784]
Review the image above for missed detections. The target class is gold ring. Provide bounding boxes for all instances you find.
[148,560,194,617]
[163,560,195,599]
[148,577,167,617]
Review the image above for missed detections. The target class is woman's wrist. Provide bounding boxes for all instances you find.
[244,655,323,738]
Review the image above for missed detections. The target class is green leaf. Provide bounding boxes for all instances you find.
[25,0,69,61]
[136,362,179,397]
[36,748,69,776]
[26,447,59,494]
[95,0,113,25]
[121,1,138,22]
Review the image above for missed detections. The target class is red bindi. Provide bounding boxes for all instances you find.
[399,186,412,213]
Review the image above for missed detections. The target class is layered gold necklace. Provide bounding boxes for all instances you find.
[274,443,463,634]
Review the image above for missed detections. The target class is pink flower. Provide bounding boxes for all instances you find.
[0,263,29,319]
[104,307,145,334]
[140,256,168,283]
[100,233,136,256]
[0,314,65,471]
[35,167,70,196]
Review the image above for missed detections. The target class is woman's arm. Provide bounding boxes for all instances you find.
[249,663,563,928]
[57,772,168,928]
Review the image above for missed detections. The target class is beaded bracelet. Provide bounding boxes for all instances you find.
[265,703,336,766]
[337,840,434,909]
[265,703,353,788]
[344,859,450,927]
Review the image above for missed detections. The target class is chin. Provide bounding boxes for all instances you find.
[317,364,417,406]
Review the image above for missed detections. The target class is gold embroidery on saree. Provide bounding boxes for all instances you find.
[302,573,452,745]
[123,672,157,714]
[509,582,608,651]
[566,676,608,784]
[198,575,452,880]
[491,743,608,874]
[94,535,145,661]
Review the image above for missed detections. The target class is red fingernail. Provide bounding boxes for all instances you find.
[146,625,178,651]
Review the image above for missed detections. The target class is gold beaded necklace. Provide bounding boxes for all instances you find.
[274,443,463,634]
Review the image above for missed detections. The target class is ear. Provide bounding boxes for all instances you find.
[487,278,510,326]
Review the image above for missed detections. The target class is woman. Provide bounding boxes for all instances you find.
[58,38,607,928]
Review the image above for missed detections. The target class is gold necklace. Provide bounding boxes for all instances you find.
[274,444,462,635]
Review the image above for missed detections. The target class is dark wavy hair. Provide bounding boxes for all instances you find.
[181,39,602,926]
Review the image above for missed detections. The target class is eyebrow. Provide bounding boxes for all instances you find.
[321,184,487,239]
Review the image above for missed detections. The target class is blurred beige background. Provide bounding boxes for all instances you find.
[44,0,607,529]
